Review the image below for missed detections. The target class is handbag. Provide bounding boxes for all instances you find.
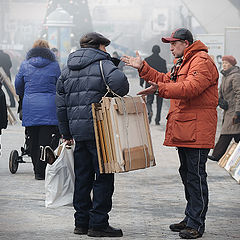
[218,97,228,110]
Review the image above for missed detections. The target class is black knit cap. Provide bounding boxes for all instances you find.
[80,32,111,49]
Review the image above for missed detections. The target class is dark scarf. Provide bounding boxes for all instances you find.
[170,57,183,82]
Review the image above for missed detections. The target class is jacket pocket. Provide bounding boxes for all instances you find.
[172,113,197,142]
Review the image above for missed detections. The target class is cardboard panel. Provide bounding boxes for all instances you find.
[224,142,240,172]
[92,96,155,173]
[123,145,150,172]
[218,142,238,168]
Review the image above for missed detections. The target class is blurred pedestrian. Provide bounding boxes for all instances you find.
[56,32,129,237]
[140,45,167,125]
[208,55,240,161]
[0,49,15,107]
[112,51,125,71]
[0,72,8,156]
[0,72,7,134]
[15,39,61,180]
[122,28,218,239]
[51,47,60,62]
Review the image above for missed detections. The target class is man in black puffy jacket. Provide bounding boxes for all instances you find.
[56,32,129,237]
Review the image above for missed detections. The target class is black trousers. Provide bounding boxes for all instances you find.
[146,94,163,124]
[26,125,60,177]
[212,134,240,160]
[178,147,210,235]
[73,140,114,229]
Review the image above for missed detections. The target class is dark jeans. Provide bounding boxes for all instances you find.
[73,140,114,229]
[146,94,163,124]
[212,134,240,160]
[178,147,210,235]
[27,125,60,177]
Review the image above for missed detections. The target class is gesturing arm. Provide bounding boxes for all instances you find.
[156,57,217,99]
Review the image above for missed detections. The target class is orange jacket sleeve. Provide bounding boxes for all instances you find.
[139,61,171,84]
[152,56,218,99]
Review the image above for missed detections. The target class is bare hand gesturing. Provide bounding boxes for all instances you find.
[121,51,143,70]
[137,81,159,96]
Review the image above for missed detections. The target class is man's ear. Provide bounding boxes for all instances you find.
[185,40,190,47]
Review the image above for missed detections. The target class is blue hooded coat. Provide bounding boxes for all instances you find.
[15,47,61,127]
[56,48,129,141]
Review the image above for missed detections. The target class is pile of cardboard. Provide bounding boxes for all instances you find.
[0,67,18,124]
[218,142,240,183]
[92,96,155,173]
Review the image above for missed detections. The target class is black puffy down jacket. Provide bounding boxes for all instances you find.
[56,48,129,141]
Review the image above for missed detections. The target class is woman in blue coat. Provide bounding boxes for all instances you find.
[15,39,61,180]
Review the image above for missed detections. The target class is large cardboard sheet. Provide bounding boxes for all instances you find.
[92,96,155,173]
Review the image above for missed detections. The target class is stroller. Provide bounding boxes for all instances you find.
[9,128,31,174]
[9,97,60,174]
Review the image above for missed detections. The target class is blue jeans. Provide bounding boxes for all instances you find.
[178,147,210,235]
[73,140,114,229]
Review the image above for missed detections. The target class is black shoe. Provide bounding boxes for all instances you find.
[74,226,88,235]
[148,111,153,124]
[179,227,202,239]
[169,220,187,232]
[35,174,44,180]
[88,225,123,237]
[155,121,160,125]
[207,155,218,162]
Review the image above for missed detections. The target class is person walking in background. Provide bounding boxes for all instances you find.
[51,47,60,62]
[208,55,240,162]
[56,32,129,237]
[140,45,167,125]
[15,39,61,180]
[0,49,15,107]
[112,51,125,71]
[122,28,218,239]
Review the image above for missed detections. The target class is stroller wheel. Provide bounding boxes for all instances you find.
[9,150,19,174]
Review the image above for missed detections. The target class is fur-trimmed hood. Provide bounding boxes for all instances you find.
[26,47,56,68]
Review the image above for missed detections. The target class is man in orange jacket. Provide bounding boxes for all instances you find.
[122,28,219,239]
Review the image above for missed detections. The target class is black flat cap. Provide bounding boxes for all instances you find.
[80,32,111,49]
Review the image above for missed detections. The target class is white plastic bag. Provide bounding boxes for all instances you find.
[0,135,2,157]
[45,142,75,208]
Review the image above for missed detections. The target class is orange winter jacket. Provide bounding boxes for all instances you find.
[139,40,219,148]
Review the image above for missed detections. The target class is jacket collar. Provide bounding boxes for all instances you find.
[182,40,208,63]
[221,66,240,76]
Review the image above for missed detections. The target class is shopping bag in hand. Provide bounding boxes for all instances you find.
[45,142,75,208]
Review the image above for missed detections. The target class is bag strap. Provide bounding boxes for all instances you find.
[99,60,121,98]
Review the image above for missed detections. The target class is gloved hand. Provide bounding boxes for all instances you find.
[218,97,228,110]
[233,111,240,124]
